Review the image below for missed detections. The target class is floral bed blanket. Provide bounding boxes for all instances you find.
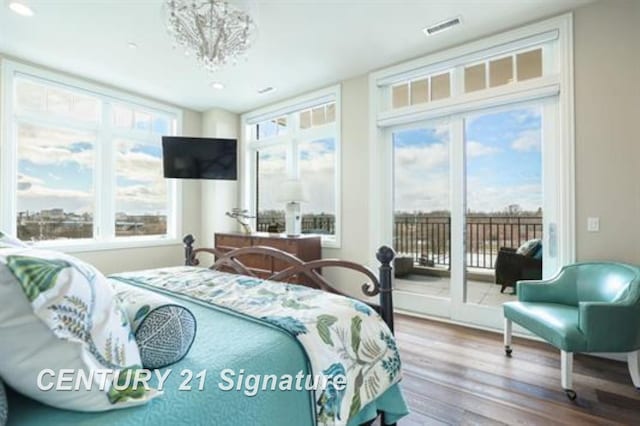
[109,266,402,426]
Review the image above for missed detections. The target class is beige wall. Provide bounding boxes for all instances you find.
[322,76,377,298]
[200,108,241,246]
[0,55,204,274]
[573,0,640,264]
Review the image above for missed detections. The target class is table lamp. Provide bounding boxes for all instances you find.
[277,180,308,237]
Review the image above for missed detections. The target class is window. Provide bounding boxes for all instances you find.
[243,86,341,246]
[1,62,181,246]
[391,71,452,109]
[463,48,543,94]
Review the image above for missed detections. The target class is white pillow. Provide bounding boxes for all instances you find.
[0,247,160,411]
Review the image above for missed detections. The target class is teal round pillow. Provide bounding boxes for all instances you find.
[111,282,197,369]
[135,304,197,369]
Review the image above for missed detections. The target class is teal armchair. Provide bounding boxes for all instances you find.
[503,262,640,400]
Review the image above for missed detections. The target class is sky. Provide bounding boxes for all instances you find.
[393,106,543,213]
[17,122,169,217]
[258,137,336,215]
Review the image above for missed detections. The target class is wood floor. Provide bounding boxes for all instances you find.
[391,314,640,425]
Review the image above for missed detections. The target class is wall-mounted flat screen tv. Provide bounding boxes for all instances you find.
[162,137,237,180]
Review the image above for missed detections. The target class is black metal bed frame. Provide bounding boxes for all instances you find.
[182,234,397,425]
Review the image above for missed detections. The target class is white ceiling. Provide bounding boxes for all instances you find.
[0,0,592,113]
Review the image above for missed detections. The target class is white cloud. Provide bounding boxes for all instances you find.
[394,173,450,212]
[513,108,541,124]
[393,143,451,212]
[17,184,93,214]
[116,150,163,184]
[113,141,170,214]
[18,125,94,168]
[395,143,449,170]
[511,129,541,152]
[466,181,542,213]
[466,141,500,157]
[17,173,44,190]
[258,142,338,214]
[115,182,167,215]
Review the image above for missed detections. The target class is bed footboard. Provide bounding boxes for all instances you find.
[182,234,396,333]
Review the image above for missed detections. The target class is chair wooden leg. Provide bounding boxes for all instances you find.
[504,318,512,356]
[561,350,576,400]
[628,350,640,389]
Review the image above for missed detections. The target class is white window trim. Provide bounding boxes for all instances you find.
[0,59,184,252]
[240,84,342,248]
[368,13,575,269]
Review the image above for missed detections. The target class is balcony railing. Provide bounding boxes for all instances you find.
[394,215,543,270]
[257,214,335,235]
[257,213,542,270]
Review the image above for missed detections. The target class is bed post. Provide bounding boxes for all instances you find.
[376,245,395,334]
[183,234,195,266]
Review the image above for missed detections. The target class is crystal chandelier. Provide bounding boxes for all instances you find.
[166,0,256,72]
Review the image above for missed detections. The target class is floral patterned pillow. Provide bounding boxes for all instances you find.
[0,247,160,411]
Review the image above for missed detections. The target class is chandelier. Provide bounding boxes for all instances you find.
[166,0,256,72]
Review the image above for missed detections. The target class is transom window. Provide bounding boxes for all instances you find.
[387,44,548,112]
[242,86,341,247]
[464,48,543,93]
[391,72,452,108]
[1,62,181,245]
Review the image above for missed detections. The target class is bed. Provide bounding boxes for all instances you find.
[5,235,408,426]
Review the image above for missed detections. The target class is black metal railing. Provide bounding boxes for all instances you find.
[256,214,335,235]
[393,215,543,269]
[257,213,542,270]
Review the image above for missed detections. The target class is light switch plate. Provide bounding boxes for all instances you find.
[587,217,600,232]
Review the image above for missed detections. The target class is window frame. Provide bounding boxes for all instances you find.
[0,60,183,252]
[240,85,342,248]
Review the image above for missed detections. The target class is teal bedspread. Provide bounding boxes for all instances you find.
[7,292,408,425]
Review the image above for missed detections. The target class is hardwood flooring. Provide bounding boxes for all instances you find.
[391,314,640,425]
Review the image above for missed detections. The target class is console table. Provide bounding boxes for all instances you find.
[214,232,322,283]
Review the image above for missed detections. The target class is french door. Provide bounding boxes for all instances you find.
[388,98,568,329]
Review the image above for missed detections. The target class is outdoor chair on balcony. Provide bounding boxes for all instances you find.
[494,239,542,293]
[503,262,640,400]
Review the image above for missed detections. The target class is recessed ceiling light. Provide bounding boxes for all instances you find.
[128,42,138,49]
[423,16,462,37]
[210,81,225,90]
[257,86,275,95]
[8,0,34,16]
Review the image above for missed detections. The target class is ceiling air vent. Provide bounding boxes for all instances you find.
[257,86,276,95]
[423,16,462,36]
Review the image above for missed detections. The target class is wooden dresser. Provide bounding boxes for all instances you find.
[214,232,322,282]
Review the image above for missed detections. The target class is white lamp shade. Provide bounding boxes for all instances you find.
[276,179,308,202]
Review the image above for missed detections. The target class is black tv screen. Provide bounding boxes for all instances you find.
[162,137,237,180]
